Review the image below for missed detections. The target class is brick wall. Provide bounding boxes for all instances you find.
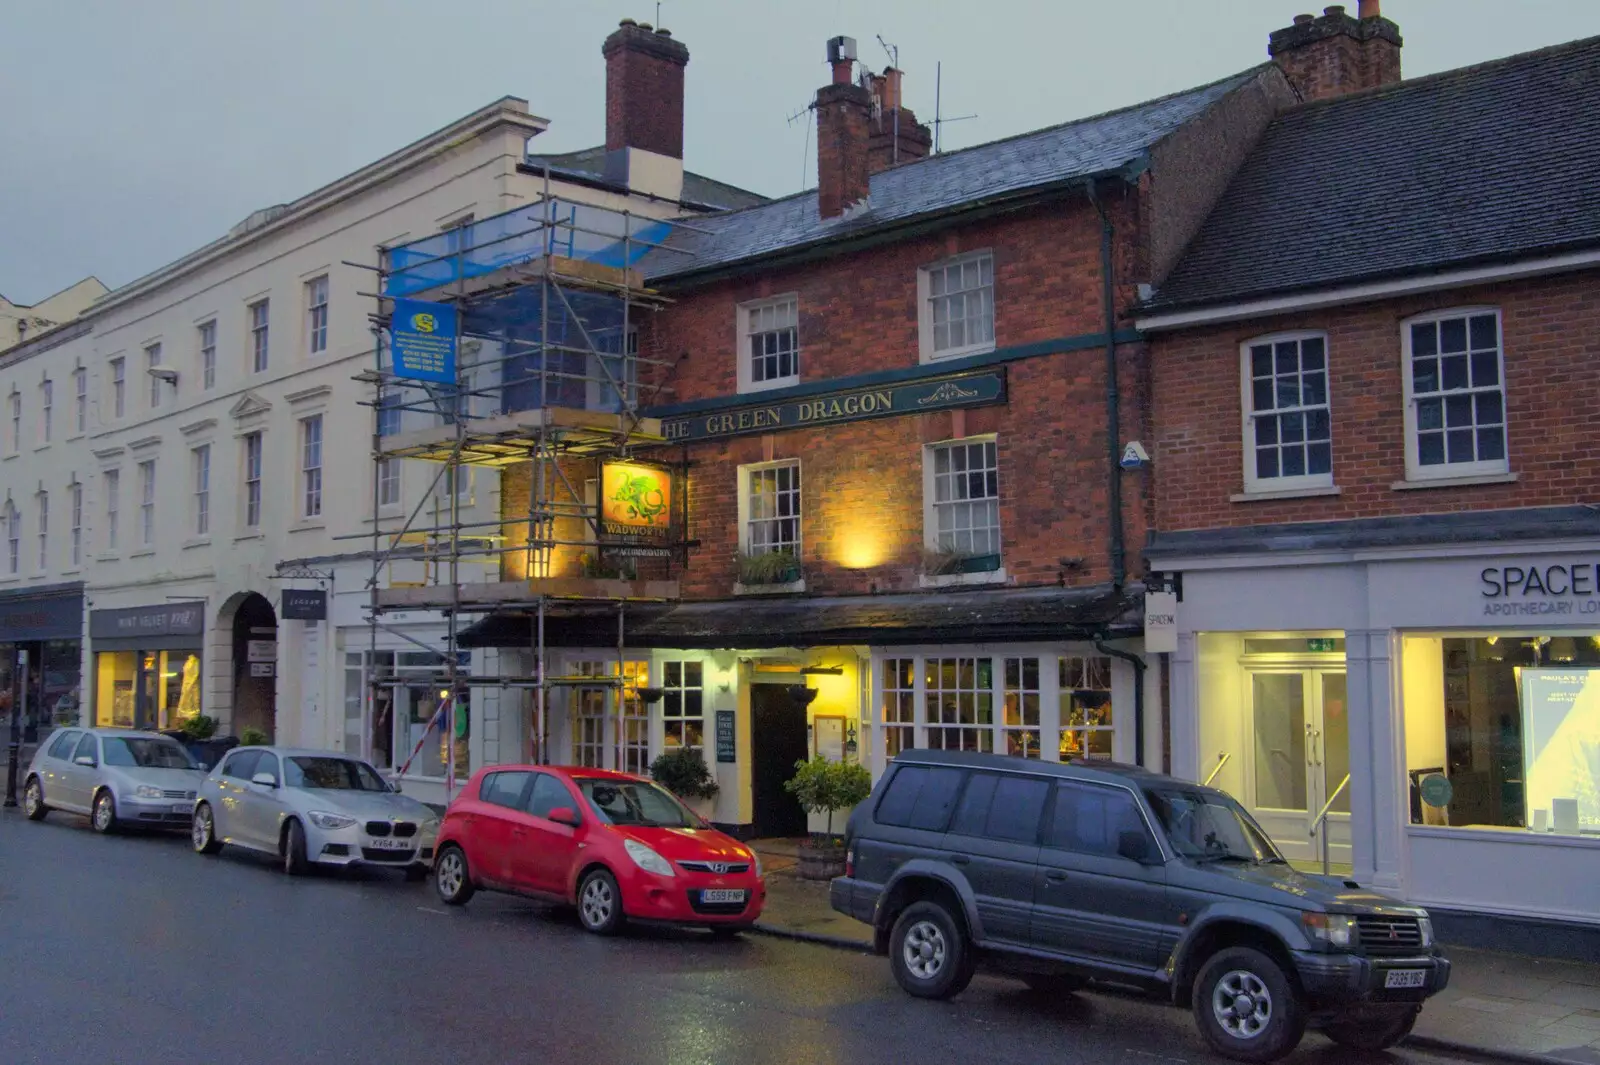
[1150,269,1600,532]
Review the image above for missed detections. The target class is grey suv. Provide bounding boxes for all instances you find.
[830,750,1450,1063]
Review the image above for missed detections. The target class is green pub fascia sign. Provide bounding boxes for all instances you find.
[659,370,1006,443]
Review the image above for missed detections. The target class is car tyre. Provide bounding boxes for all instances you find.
[91,790,118,834]
[889,900,976,1000]
[282,819,309,876]
[23,776,48,821]
[1325,1007,1418,1052]
[1193,946,1306,1064]
[577,868,626,936]
[434,845,475,906]
[1022,972,1088,995]
[192,803,223,855]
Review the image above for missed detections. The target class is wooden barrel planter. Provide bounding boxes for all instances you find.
[797,838,847,881]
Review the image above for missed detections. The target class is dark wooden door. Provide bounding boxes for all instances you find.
[751,684,809,838]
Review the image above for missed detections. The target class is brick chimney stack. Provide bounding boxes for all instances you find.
[817,37,872,219]
[1269,3,1402,103]
[603,19,689,159]
[865,67,933,173]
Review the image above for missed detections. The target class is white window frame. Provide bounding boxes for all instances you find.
[1401,307,1509,482]
[145,343,163,408]
[1239,330,1334,494]
[192,444,211,537]
[659,659,705,750]
[243,432,263,528]
[3,499,17,575]
[199,320,217,390]
[249,300,270,373]
[36,489,47,572]
[306,275,329,355]
[73,367,87,434]
[301,415,323,519]
[69,480,82,568]
[917,250,995,363]
[110,357,126,419]
[923,434,1001,557]
[736,459,802,557]
[377,459,401,508]
[138,459,156,547]
[39,378,52,444]
[104,469,120,550]
[8,390,20,453]
[735,294,800,393]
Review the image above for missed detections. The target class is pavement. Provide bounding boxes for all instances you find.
[0,808,1497,1065]
[748,839,1600,1065]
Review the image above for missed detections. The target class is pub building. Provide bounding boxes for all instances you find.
[88,603,206,731]
[0,583,84,743]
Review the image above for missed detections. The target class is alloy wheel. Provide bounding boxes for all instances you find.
[437,851,465,900]
[1211,969,1273,1040]
[192,808,212,851]
[23,780,42,817]
[580,876,615,928]
[93,794,114,832]
[902,919,948,981]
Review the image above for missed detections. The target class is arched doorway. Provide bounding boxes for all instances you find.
[222,592,277,741]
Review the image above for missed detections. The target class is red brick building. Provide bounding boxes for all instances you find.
[1138,18,1600,928]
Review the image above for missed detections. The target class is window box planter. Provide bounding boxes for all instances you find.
[737,551,801,586]
[924,550,1001,577]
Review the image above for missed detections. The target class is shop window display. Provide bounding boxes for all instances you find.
[1404,635,1600,836]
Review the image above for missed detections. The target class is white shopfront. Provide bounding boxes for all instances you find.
[1162,541,1600,927]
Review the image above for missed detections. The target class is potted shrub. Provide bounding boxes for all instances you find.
[738,550,801,586]
[785,756,873,880]
[239,727,269,747]
[579,552,637,580]
[650,745,720,819]
[176,714,222,766]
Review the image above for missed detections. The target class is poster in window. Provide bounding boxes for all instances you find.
[814,715,845,763]
[1519,668,1600,833]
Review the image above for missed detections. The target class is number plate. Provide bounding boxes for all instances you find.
[700,889,746,904]
[1384,969,1427,989]
[172,803,192,814]
[367,837,412,850]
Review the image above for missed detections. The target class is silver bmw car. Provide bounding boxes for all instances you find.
[23,727,207,833]
[191,745,439,878]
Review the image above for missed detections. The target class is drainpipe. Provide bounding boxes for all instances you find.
[1086,182,1126,590]
[1096,637,1146,768]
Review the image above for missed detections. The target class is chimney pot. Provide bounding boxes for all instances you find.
[1323,5,1345,16]
[1293,13,1315,25]
[655,27,672,36]
[1358,0,1380,16]
[618,17,636,26]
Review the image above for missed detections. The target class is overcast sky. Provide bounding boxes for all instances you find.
[3,0,1597,304]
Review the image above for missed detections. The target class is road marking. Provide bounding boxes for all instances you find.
[417,906,448,915]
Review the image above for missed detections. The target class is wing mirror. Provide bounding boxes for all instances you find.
[1117,829,1155,864]
[196,762,211,772]
[251,772,278,788]
[74,756,96,768]
[547,806,581,828]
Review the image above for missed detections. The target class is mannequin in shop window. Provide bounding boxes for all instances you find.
[177,655,201,719]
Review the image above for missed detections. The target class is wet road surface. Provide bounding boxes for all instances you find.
[0,809,1479,1065]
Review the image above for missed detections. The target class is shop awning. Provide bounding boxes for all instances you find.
[455,583,1144,650]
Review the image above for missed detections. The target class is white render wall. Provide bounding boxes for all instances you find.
[0,96,694,757]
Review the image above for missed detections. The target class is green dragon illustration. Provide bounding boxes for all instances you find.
[610,473,667,523]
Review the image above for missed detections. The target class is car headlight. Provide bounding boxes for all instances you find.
[134,785,163,799]
[307,811,358,830]
[1302,912,1358,949]
[624,838,675,877]
[1418,915,1434,948]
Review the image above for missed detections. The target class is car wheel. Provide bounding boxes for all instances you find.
[1325,1007,1418,1052]
[23,777,48,821]
[434,845,475,906]
[281,819,309,876]
[192,803,223,855]
[577,868,626,936]
[889,900,975,1000]
[1193,946,1306,1063]
[91,790,118,834]
[1022,973,1088,995]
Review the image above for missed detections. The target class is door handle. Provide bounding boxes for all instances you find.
[1045,869,1069,883]
[950,854,971,866]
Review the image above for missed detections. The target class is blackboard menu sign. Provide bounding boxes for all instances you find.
[715,710,736,763]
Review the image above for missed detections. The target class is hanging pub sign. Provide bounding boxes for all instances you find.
[599,461,673,558]
[390,298,458,384]
[281,588,327,622]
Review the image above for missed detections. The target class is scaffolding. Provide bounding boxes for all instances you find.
[352,178,697,790]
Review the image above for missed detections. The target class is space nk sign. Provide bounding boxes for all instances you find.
[1143,591,1178,653]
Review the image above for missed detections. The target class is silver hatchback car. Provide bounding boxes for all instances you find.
[24,727,207,833]
[191,745,439,878]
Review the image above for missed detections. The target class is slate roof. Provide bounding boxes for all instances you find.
[637,69,1266,282]
[1146,505,1600,559]
[457,584,1144,649]
[1146,36,1600,313]
[525,146,770,211]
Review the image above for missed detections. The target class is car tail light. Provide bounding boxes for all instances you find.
[845,839,856,878]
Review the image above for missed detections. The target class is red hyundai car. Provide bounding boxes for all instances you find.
[432,765,765,935]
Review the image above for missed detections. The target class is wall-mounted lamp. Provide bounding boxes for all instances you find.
[147,365,179,385]
[799,665,844,676]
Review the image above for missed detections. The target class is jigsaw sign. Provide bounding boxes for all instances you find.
[390,298,458,384]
